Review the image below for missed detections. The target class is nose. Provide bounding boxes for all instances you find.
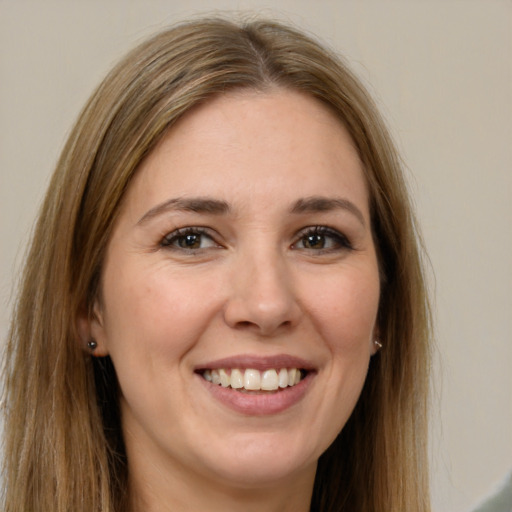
[223,248,302,337]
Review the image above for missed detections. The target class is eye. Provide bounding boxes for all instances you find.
[161,227,219,251]
[292,226,353,252]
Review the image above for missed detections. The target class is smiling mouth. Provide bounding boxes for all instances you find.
[198,368,307,393]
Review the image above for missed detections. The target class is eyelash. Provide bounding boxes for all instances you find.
[161,227,218,251]
[292,226,353,253]
[160,225,353,254]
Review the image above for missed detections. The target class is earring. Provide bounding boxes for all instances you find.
[87,340,98,351]
[374,340,383,350]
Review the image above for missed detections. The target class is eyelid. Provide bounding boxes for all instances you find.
[161,226,221,250]
[292,225,353,252]
[158,224,353,254]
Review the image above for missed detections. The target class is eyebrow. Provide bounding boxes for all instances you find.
[137,197,230,225]
[290,196,366,226]
[137,195,366,226]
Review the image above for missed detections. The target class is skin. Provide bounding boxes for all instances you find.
[85,89,381,512]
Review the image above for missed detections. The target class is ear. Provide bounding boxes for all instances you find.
[77,300,109,357]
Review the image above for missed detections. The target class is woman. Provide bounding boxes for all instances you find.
[3,18,432,512]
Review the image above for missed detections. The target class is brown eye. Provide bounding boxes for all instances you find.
[293,226,352,252]
[302,233,326,249]
[177,234,202,249]
[162,228,218,251]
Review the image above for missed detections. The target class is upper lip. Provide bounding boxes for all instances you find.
[194,354,316,372]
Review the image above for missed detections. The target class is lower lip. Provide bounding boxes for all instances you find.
[197,373,313,416]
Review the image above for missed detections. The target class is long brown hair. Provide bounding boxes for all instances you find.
[3,18,432,511]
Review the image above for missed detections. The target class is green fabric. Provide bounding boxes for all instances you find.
[471,471,512,512]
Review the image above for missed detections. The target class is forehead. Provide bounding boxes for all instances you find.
[124,88,369,219]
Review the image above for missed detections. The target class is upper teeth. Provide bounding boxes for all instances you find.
[202,368,302,391]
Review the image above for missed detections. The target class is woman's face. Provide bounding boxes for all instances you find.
[89,89,380,491]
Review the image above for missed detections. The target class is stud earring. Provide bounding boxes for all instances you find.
[374,340,383,350]
[87,340,98,351]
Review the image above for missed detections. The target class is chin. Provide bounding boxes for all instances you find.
[192,431,321,489]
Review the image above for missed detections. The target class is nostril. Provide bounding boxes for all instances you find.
[235,321,253,329]
[232,318,294,335]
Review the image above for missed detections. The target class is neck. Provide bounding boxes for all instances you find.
[126,450,316,512]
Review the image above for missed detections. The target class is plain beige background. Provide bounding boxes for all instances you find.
[1,1,510,511]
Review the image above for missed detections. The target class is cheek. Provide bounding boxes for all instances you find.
[97,261,226,431]
[100,260,221,362]
[295,266,380,456]
[305,268,380,355]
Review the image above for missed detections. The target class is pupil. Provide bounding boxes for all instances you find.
[181,234,199,248]
[306,234,324,248]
